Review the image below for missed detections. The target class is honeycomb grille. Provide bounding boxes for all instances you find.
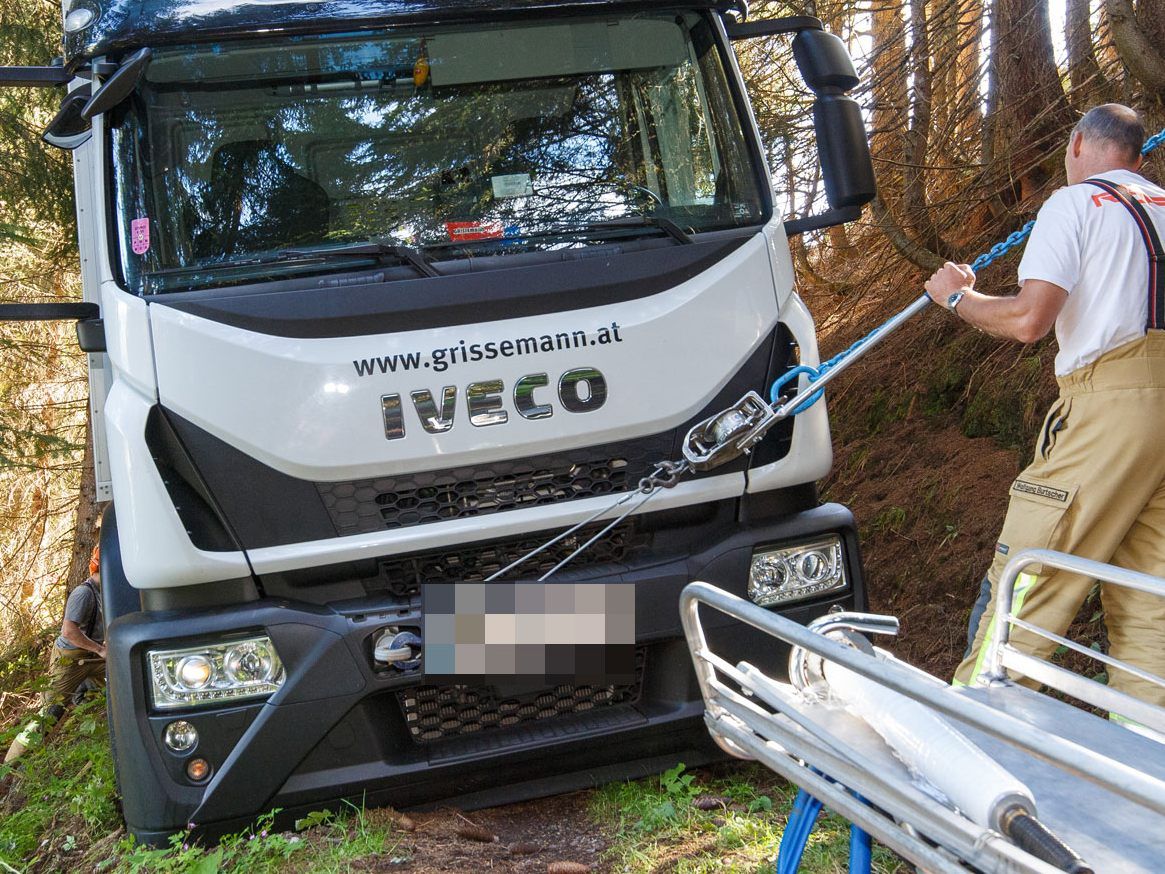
[374,521,648,596]
[398,648,647,743]
[318,435,674,536]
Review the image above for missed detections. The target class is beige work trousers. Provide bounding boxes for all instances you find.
[41,643,106,709]
[956,332,1165,707]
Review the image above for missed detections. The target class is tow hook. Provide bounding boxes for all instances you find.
[373,628,422,672]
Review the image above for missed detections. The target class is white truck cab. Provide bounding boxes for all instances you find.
[2,0,876,843]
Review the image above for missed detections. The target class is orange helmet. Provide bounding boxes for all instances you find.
[88,545,100,577]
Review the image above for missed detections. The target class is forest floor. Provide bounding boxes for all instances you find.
[0,288,1078,873]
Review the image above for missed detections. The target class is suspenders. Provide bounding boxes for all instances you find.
[1084,177,1165,330]
[80,578,102,640]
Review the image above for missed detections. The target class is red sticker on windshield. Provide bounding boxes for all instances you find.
[131,218,150,255]
[445,221,505,242]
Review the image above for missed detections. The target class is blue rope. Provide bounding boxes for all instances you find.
[771,124,1165,412]
[848,792,873,874]
[849,821,873,874]
[774,787,874,874]
[776,789,824,874]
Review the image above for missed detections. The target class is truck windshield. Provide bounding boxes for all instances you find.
[109,13,766,294]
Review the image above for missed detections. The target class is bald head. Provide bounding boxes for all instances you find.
[1074,104,1144,162]
[1065,104,1144,184]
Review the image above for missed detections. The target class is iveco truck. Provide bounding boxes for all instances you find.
[1,0,876,843]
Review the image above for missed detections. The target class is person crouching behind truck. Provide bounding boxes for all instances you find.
[4,547,106,764]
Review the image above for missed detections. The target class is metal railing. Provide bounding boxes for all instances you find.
[680,554,1165,872]
[981,548,1165,734]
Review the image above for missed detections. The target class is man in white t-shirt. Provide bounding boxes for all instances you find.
[923,104,1165,713]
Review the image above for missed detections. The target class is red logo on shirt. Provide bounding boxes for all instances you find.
[1090,188,1165,208]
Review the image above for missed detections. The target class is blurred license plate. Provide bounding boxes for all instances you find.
[422,582,635,683]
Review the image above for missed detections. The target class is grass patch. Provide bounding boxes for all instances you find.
[593,762,903,873]
[0,693,121,869]
[115,804,408,874]
[868,505,908,537]
[960,352,1052,453]
[862,387,912,436]
[0,673,408,874]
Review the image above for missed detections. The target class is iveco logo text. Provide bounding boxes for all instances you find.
[381,368,607,440]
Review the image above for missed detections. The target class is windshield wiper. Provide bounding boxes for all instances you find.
[439,216,693,248]
[277,242,440,277]
[142,242,440,282]
[587,216,692,244]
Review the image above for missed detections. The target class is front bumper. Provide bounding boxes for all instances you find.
[107,502,866,844]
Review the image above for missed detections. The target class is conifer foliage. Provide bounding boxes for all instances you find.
[0,0,87,646]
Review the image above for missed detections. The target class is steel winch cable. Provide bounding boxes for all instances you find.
[490,125,1165,582]
[483,461,687,582]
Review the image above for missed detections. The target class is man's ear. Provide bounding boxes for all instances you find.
[1071,131,1083,158]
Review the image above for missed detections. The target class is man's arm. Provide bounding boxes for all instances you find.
[60,619,106,658]
[924,262,1068,343]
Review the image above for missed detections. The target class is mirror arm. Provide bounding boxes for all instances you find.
[81,48,152,120]
[0,302,99,321]
[783,206,861,236]
[0,66,69,87]
[724,16,822,39]
[0,303,105,352]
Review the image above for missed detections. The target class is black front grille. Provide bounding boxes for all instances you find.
[374,521,649,597]
[398,648,647,743]
[318,435,674,536]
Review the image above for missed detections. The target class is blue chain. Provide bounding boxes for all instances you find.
[1143,129,1165,156]
[968,221,1035,271]
[771,125,1165,412]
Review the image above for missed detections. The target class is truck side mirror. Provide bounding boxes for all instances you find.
[43,91,93,150]
[725,17,876,235]
[0,63,94,149]
[792,30,875,214]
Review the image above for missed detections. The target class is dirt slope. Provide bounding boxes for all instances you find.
[813,292,1054,679]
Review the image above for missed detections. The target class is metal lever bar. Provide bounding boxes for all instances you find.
[771,294,932,418]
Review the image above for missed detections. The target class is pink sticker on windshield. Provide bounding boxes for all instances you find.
[131,218,150,255]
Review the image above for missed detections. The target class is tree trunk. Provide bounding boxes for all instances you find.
[982,0,1001,169]
[902,0,955,258]
[869,0,909,201]
[1104,0,1165,91]
[1094,0,1129,95]
[989,0,1073,203]
[929,0,961,146]
[1066,0,1110,104]
[955,0,985,150]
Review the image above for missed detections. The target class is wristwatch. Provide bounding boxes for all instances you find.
[946,290,966,314]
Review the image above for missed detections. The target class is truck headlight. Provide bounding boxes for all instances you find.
[748,536,847,607]
[148,636,285,710]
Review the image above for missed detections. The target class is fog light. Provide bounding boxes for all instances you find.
[148,635,285,710]
[748,536,847,607]
[186,757,211,782]
[163,720,198,753]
